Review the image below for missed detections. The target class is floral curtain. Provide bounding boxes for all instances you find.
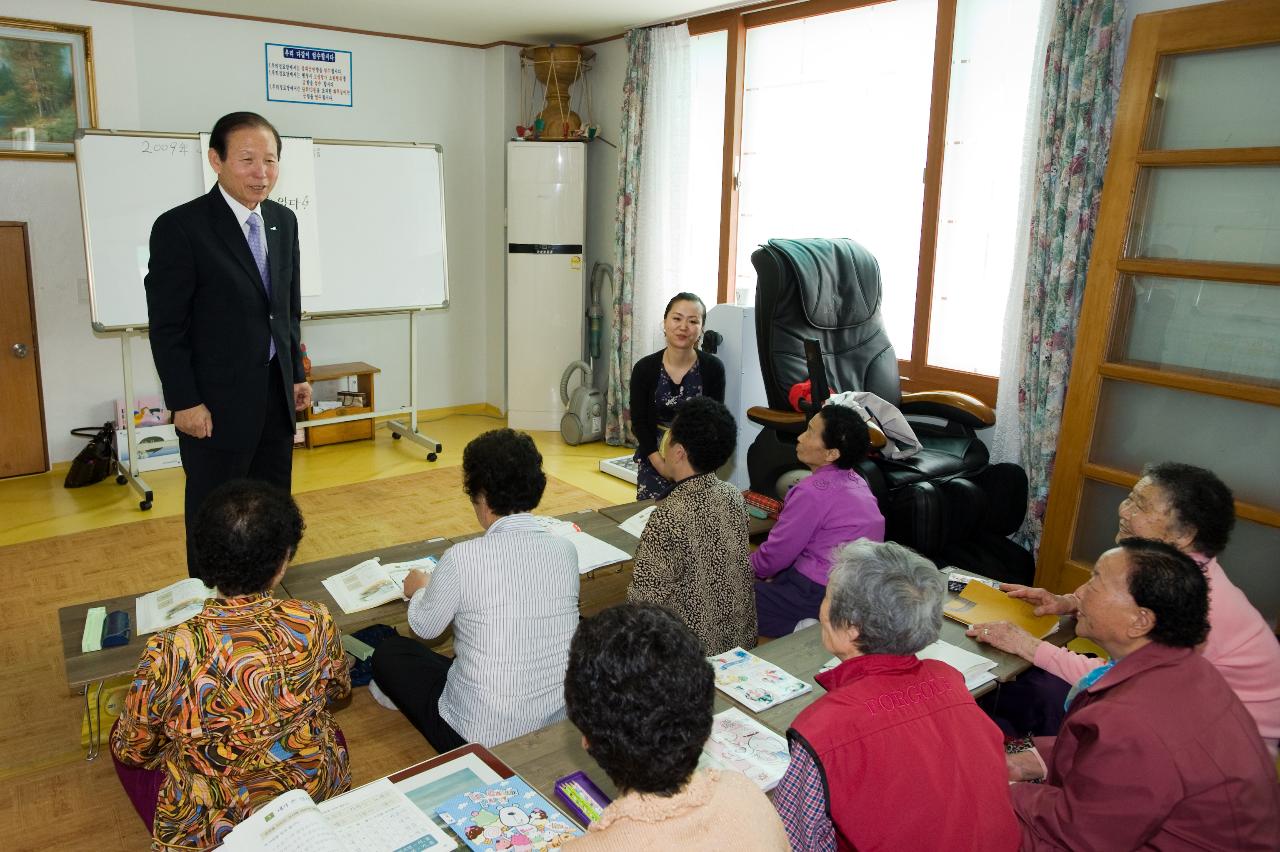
[1016,0,1125,552]
[605,28,652,446]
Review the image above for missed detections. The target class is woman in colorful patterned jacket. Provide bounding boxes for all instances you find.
[111,479,350,850]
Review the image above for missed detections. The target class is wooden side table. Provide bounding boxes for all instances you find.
[302,361,380,448]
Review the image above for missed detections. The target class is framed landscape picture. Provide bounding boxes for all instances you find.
[0,17,96,159]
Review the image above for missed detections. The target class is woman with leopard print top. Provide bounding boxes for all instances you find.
[627,396,757,655]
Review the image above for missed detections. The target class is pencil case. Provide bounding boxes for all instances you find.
[554,770,612,826]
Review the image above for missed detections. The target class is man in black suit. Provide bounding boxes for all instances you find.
[145,112,311,579]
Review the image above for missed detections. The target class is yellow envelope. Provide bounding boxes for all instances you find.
[943,580,1060,639]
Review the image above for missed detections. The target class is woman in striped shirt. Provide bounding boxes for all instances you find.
[372,428,580,751]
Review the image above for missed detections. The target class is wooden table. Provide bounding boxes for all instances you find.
[58,508,645,695]
[492,717,617,802]
[738,590,1076,735]
[58,581,290,695]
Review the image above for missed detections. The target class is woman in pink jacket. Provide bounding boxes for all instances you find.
[970,462,1280,754]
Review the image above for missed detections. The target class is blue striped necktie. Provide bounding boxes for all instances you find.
[247,212,276,362]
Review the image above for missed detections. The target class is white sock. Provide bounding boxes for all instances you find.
[367,678,398,710]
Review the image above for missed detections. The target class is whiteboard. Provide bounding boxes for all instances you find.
[74,130,450,331]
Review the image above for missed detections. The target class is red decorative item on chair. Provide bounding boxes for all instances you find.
[789,380,813,412]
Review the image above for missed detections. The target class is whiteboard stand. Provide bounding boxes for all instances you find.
[386,310,442,461]
[116,332,155,511]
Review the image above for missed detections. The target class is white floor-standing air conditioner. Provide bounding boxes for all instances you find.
[506,141,587,432]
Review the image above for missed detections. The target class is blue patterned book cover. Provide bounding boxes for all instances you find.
[435,777,583,850]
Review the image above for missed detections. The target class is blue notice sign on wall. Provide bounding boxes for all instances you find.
[265,42,352,107]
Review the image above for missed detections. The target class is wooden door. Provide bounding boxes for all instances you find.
[1036,0,1280,625]
[0,223,48,477]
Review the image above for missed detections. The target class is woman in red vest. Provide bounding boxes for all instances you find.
[772,539,1018,851]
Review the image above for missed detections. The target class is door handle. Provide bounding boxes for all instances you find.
[11,343,28,359]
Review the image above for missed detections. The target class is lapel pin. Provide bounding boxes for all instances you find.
[270,226,278,231]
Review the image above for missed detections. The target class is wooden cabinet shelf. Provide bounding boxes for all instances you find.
[300,361,379,448]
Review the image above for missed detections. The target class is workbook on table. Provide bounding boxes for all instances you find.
[708,647,812,713]
[531,517,631,574]
[699,707,791,791]
[322,555,439,615]
[135,578,217,634]
[943,580,1059,638]
[819,639,998,692]
[435,776,583,850]
[220,777,457,851]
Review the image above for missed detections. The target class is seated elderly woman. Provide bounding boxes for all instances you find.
[371,428,579,752]
[969,461,1280,752]
[627,396,756,654]
[111,480,350,850]
[1007,539,1279,848]
[562,603,790,850]
[752,404,884,636]
[773,540,1018,851]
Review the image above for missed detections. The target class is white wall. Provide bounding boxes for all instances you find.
[483,45,524,410]
[582,38,627,393]
[0,0,514,462]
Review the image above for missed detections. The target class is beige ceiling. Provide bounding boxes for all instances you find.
[115,0,745,45]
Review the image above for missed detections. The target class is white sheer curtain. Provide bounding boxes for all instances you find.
[992,1,1055,465]
[631,23,692,359]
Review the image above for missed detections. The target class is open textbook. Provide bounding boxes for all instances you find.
[699,707,791,791]
[135,578,217,634]
[220,777,457,852]
[322,555,439,615]
[819,639,998,692]
[708,647,812,712]
[530,517,631,574]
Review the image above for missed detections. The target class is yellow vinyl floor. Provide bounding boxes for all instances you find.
[0,409,634,547]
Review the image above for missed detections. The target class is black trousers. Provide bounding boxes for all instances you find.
[371,635,467,754]
[179,361,294,580]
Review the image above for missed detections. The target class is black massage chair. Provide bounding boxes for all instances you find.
[744,238,1033,583]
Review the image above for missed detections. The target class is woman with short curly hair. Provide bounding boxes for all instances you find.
[111,480,350,850]
[561,603,789,850]
[371,428,580,751]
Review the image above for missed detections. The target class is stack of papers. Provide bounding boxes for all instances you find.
[916,639,998,692]
[943,580,1060,638]
[708,647,812,712]
[322,555,438,615]
[136,578,217,634]
[699,708,792,791]
[532,517,632,574]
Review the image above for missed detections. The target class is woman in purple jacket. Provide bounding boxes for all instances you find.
[752,404,884,637]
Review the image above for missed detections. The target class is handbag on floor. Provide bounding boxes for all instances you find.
[65,423,116,488]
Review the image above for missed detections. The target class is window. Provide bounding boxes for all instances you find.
[685,31,728,309]
[737,0,937,354]
[689,0,1043,401]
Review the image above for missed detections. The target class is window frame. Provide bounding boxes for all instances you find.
[689,0,998,404]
